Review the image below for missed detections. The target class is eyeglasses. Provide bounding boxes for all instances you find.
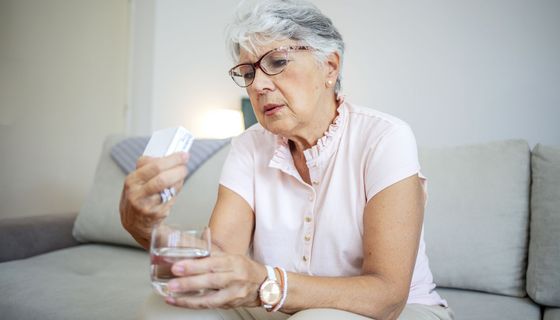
[228,46,313,88]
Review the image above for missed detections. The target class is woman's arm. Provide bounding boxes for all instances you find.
[167,174,424,319]
[208,185,255,255]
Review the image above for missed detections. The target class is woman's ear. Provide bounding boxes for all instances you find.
[324,51,340,86]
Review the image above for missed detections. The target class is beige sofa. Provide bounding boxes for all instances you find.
[0,136,559,320]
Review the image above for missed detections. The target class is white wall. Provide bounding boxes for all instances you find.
[128,0,155,136]
[150,0,242,136]
[319,0,560,147]
[140,0,560,147]
[0,0,129,218]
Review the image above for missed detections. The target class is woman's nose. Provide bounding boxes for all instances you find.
[251,67,275,92]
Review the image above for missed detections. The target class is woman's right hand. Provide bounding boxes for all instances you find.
[119,152,189,249]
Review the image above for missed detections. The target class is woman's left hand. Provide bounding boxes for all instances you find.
[165,253,266,309]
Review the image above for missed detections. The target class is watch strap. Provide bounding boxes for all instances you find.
[272,267,288,312]
[265,265,276,281]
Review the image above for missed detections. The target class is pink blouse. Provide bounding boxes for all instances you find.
[219,101,446,306]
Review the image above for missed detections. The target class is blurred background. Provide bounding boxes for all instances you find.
[1,0,559,219]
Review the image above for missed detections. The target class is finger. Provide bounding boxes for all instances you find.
[165,180,186,200]
[140,182,181,209]
[172,179,185,194]
[122,170,148,198]
[141,165,188,197]
[134,180,185,221]
[170,285,244,309]
[136,156,155,169]
[173,256,234,276]
[137,152,190,170]
[127,153,188,196]
[168,272,233,295]
[136,152,189,181]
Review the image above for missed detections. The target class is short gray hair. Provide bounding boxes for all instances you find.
[225,0,345,93]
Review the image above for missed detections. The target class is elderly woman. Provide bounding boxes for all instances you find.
[120,1,453,319]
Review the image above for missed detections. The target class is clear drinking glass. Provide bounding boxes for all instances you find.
[150,223,211,297]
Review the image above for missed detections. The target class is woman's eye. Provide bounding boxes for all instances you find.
[243,72,255,80]
[270,58,288,68]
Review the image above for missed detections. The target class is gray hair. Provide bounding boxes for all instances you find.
[225,0,345,93]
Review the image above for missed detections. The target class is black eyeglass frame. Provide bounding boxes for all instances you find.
[228,45,313,88]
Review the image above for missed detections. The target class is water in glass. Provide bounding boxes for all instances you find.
[150,246,210,297]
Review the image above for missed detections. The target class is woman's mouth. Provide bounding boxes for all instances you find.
[263,104,284,116]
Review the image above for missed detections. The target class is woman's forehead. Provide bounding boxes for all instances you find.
[238,39,298,62]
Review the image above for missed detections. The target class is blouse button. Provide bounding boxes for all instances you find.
[304,235,311,241]
[303,256,308,262]
[312,180,319,185]
[304,216,312,223]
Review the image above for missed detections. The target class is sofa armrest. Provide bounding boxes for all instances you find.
[0,212,80,262]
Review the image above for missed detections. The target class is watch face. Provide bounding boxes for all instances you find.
[259,279,282,305]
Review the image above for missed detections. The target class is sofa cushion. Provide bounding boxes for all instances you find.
[73,135,230,248]
[420,140,531,297]
[0,244,151,320]
[527,144,560,306]
[545,308,560,320]
[437,288,540,320]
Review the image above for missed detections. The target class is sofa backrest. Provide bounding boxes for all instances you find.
[420,140,531,297]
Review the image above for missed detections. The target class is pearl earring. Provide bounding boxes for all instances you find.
[327,80,333,86]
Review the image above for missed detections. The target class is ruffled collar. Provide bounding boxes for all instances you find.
[302,101,346,164]
[269,97,347,171]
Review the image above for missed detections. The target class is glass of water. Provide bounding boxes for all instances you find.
[150,223,211,297]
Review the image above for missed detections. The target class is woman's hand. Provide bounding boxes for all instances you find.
[165,253,267,309]
[119,152,189,249]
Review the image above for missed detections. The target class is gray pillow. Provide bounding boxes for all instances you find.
[527,144,560,307]
[420,140,531,297]
[72,135,230,248]
[110,137,230,177]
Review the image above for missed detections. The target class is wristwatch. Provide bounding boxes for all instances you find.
[259,265,282,311]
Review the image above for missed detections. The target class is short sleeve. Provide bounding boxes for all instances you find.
[365,123,421,201]
[219,133,255,210]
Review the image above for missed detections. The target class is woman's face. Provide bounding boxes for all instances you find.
[238,40,337,138]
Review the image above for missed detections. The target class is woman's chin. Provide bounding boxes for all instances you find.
[262,121,293,137]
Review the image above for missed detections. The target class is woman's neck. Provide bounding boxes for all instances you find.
[288,95,339,155]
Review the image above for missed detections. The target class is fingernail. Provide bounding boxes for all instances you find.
[181,152,189,162]
[166,296,175,305]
